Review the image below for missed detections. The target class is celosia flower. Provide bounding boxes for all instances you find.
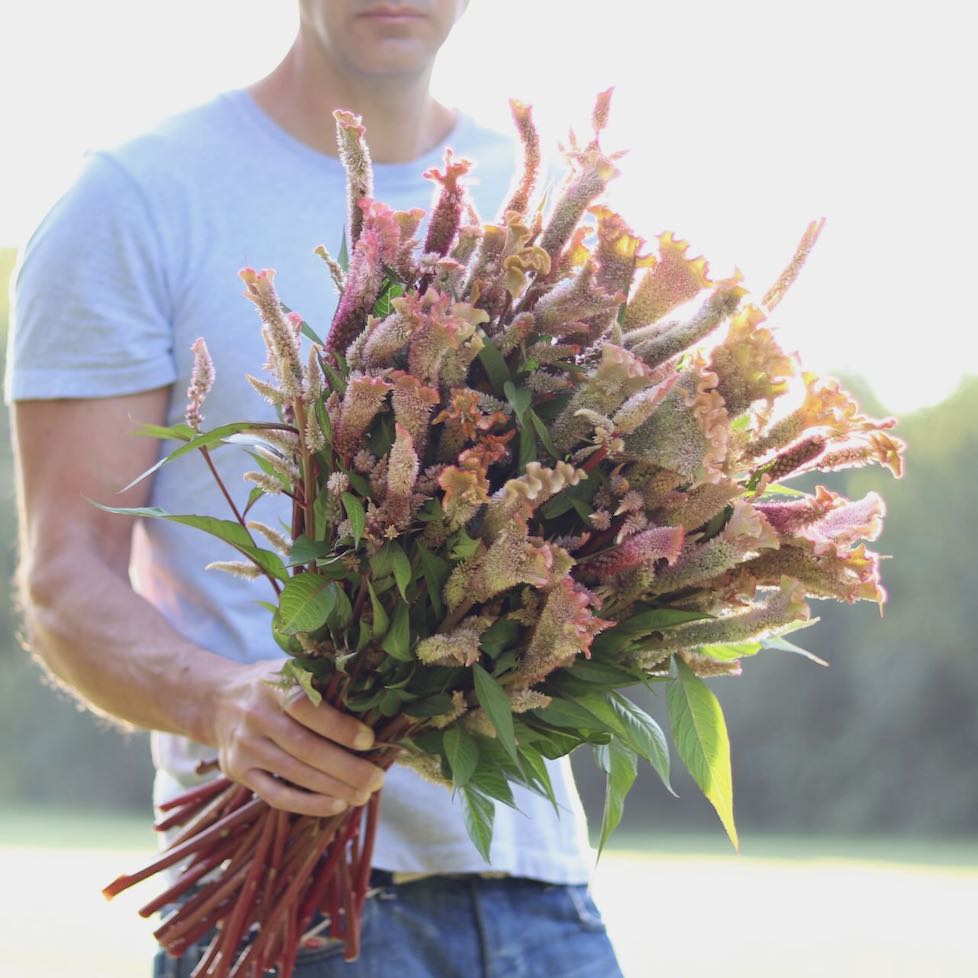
[532,260,624,337]
[422,150,472,259]
[334,372,393,456]
[407,291,488,386]
[333,109,373,247]
[512,579,613,685]
[762,218,826,312]
[709,305,795,417]
[383,423,419,528]
[499,99,541,220]
[578,524,685,581]
[416,615,494,667]
[754,485,842,536]
[239,268,305,400]
[314,243,347,294]
[389,370,440,455]
[657,481,742,532]
[438,465,491,529]
[622,232,711,331]
[246,520,291,556]
[444,520,554,609]
[628,274,746,370]
[186,337,214,432]
[205,560,262,579]
[796,491,886,556]
[482,461,587,537]
[361,293,427,367]
[814,431,906,479]
[637,576,811,659]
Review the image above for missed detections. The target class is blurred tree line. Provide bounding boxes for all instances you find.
[1,243,974,836]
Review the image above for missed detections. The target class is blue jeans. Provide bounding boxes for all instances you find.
[152,874,623,977]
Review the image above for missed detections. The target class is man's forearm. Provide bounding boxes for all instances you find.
[24,548,235,749]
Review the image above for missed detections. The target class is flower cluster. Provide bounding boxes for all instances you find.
[108,93,903,978]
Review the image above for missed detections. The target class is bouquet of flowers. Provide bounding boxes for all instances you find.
[103,92,903,977]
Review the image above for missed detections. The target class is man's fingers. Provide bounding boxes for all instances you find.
[283,694,375,751]
[250,737,373,808]
[244,768,349,819]
[265,710,386,795]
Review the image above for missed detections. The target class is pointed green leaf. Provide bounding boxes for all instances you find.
[389,543,412,602]
[615,607,712,637]
[517,743,558,812]
[517,425,537,473]
[528,409,560,458]
[477,339,511,397]
[608,693,675,796]
[460,784,495,862]
[288,535,331,567]
[470,762,517,809]
[133,421,195,442]
[367,580,389,639]
[667,657,739,850]
[503,381,532,422]
[341,492,365,548]
[337,230,349,273]
[279,660,322,707]
[761,634,829,666]
[416,543,448,619]
[381,602,412,661]
[278,575,338,634]
[444,725,479,788]
[596,738,638,860]
[472,663,519,764]
[697,640,763,661]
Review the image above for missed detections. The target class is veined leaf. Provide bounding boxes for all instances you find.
[341,492,365,548]
[279,660,322,707]
[389,543,412,602]
[444,725,479,788]
[697,640,763,662]
[416,543,449,619]
[615,607,712,637]
[529,409,560,458]
[278,574,337,634]
[568,659,644,687]
[472,663,519,764]
[288,535,331,567]
[460,784,495,862]
[608,693,675,796]
[133,421,195,442]
[595,739,638,860]
[504,381,532,422]
[517,744,558,812]
[381,602,412,661]
[367,580,389,638]
[667,657,739,850]
[517,425,537,473]
[477,339,511,397]
[470,761,518,809]
[95,506,289,583]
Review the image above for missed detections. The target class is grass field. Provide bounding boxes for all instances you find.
[1,808,976,977]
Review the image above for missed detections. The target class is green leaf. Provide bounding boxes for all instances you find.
[443,725,480,788]
[120,421,276,492]
[758,482,807,498]
[472,664,519,764]
[381,602,412,661]
[133,421,195,442]
[470,760,517,809]
[403,693,455,718]
[667,657,739,850]
[94,506,289,583]
[372,276,406,318]
[367,580,389,638]
[416,543,449,619]
[761,634,829,666]
[615,607,712,637]
[389,543,412,602]
[503,381,532,422]
[477,339,511,397]
[449,530,481,560]
[517,745,558,811]
[460,784,495,862]
[279,660,322,707]
[697,640,763,661]
[479,617,520,659]
[337,230,350,273]
[341,492,365,548]
[314,397,333,445]
[568,659,644,686]
[280,302,323,345]
[608,693,675,796]
[517,425,537,473]
[277,574,338,634]
[534,697,611,732]
[288,535,331,567]
[596,738,638,859]
[528,409,560,458]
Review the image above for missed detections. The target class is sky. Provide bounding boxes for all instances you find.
[1,0,974,414]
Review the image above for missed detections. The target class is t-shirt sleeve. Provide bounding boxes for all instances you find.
[5,150,177,402]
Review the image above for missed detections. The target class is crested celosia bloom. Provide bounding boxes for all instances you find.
[186,337,214,432]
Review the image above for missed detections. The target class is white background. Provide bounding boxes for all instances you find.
[2,0,974,413]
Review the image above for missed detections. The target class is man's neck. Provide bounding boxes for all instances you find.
[247,34,457,165]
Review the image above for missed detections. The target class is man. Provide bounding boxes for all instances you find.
[7,2,624,975]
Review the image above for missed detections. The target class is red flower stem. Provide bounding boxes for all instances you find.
[355,792,381,917]
[156,816,264,949]
[105,798,263,900]
[171,784,250,850]
[158,776,233,813]
[137,833,241,918]
[582,444,609,473]
[189,933,224,978]
[214,807,277,976]
[281,901,300,978]
[297,812,358,935]
[339,847,360,961]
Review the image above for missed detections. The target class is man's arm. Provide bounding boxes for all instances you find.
[12,390,384,816]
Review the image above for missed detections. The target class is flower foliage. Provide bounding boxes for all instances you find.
[109,93,904,977]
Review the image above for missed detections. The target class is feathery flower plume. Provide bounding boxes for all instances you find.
[622,232,711,331]
[239,268,305,400]
[422,150,472,259]
[334,372,393,456]
[499,99,541,220]
[763,218,826,312]
[186,337,214,432]
[333,109,373,247]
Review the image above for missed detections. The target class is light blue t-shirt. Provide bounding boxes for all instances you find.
[6,90,593,883]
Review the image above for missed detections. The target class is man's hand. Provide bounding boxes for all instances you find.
[212,660,385,817]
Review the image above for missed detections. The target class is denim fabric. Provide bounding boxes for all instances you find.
[152,876,623,978]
